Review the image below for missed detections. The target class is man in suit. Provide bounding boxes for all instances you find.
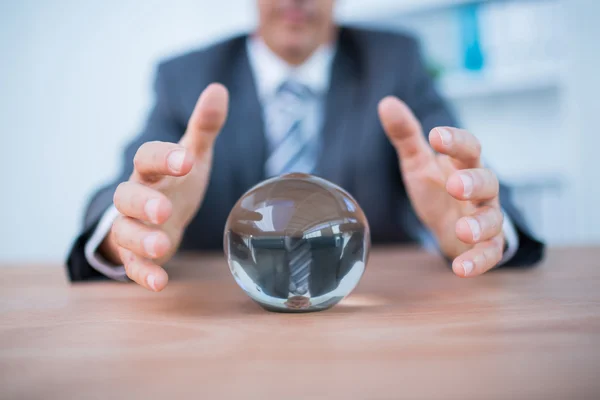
[67,0,544,292]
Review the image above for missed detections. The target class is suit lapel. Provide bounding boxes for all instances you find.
[317,28,362,189]
[226,41,268,195]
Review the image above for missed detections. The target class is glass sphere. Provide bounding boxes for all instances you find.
[224,173,370,313]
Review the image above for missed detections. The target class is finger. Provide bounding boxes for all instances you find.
[429,127,482,169]
[113,181,172,224]
[119,248,169,292]
[452,235,504,278]
[180,83,229,157]
[455,206,504,244]
[378,96,434,171]
[112,215,171,260]
[132,141,194,182]
[446,168,499,202]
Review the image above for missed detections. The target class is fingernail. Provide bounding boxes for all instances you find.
[147,274,157,291]
[145,198,160,224]
[437,128,452,146]
[462,260,474,277]
[167,150,186,173]
[460,173,474,198]
[143,234,158,258]
[465,217,481,241]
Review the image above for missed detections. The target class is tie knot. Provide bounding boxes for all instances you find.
[277,80,312,102]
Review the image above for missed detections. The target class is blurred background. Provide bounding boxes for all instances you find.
[1,0,598,263]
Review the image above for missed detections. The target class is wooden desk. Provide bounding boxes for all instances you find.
[1,247,599,399]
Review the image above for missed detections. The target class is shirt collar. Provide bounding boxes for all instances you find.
[246,35,336,101]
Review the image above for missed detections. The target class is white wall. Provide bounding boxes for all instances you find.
[0,0,256,262]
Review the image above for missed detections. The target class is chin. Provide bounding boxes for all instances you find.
[278,33,315,60]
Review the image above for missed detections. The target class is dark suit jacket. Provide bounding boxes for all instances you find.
[67,27,544,281]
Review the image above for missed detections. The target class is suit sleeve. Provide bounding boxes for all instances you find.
[66,63,186,281]
[399,38,545,267]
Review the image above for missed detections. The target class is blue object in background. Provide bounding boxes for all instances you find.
[459,3,485,71]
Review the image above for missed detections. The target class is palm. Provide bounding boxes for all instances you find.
[127,153,212,265]
[155,155,212,230]
[402,153,477,257]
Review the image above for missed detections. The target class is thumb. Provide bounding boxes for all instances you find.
[378,96,433,170]
[180,83,229,157]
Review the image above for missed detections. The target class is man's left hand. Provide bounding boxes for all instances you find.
[378,96,505,278]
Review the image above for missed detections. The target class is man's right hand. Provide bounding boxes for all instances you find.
[100,83,229,292]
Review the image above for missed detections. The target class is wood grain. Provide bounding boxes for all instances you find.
[1,247,599,400]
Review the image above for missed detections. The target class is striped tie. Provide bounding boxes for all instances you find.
[265,81,317,177]
[285,236,311,296]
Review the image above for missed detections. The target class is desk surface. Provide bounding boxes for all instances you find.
[1,247,599,399]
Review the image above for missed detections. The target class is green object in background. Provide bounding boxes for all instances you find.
[426,63,444,80]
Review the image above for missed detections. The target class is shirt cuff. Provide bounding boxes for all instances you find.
[84,205,128,281]
[498,209,519,266]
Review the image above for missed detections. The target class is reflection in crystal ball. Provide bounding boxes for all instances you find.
[224,173,370,313]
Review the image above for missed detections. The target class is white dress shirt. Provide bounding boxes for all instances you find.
[85,36,518,280]
[247,36,335,177]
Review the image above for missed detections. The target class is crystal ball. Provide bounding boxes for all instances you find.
[224,173,370,313]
